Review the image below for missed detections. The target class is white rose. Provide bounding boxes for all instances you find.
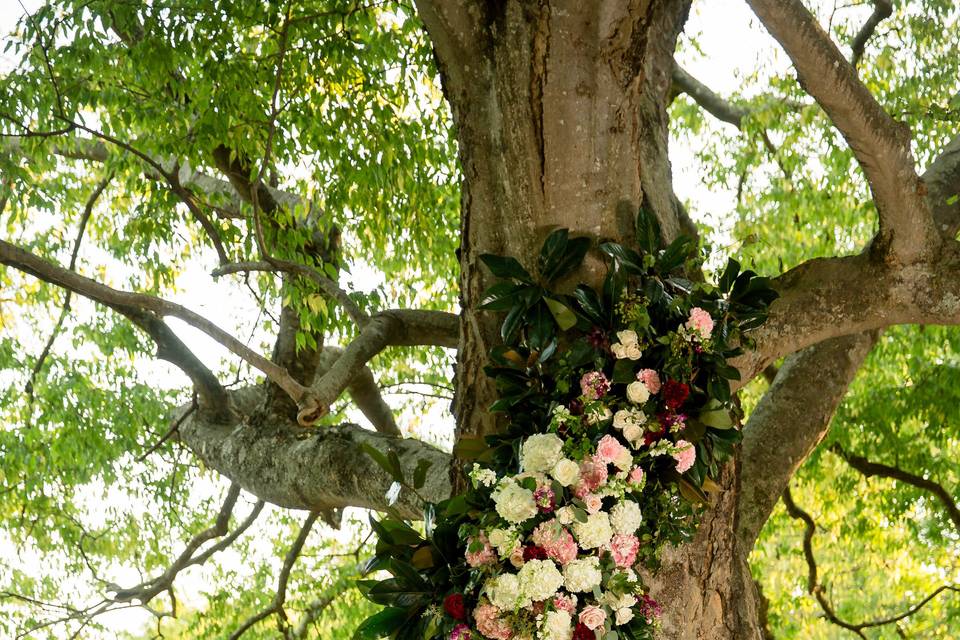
[612,409,633,430]
[613,447,633,471]
[609,500,643,534]
[521,433,565,473]
[562,556,602,593]
[518,559,564,602]
[542,610,573,640]
[615,607,635,626]
[616,330,639,347]
[626,344,642,359]
[622,423,644,446]
[572,512,613,549]
[487,572,529,610]
[493,482,538,524]
[552,458,580,487]
[555,506,575,525]
[626,381,650,404]
[611,343,629,359]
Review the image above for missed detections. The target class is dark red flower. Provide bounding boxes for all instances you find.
[443,593,466,620]
[640,594,663,621]
[568,398,584,416]
[523,545,548,561]
[587,327,609,350]
[645,419,667,446]
[662,380,690,410]
[572,622,596,640]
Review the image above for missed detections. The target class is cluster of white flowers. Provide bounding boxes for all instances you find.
[561,556,603,593]
[541,610,573,640]
[610,329,642,360]
[572,512,613,550]
[518,559,564,602]
[492,481,538,524]
[470,463,498,488]
[521,433,565,472]
[609,501,643,534]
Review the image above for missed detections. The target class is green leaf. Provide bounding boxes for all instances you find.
[361,443,403,483]
[413,459,433,490]
[353,607,409,639]
[480,254,532,281]
[544,296,577,331]
[635,205,662,254]
[718,257,740,293]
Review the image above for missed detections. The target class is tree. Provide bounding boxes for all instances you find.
[1,1,958,639]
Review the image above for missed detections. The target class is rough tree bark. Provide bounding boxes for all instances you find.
[416,2,767,637]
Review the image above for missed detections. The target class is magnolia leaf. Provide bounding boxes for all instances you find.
[544,296,577,331]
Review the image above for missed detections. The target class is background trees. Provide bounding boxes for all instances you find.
[0,0,957,638]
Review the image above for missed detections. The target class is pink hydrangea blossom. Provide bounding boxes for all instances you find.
[608,533,640,567]
[578,605,606,630]
[554,593,577,613]
[532,520,578,565]
[672,440,696,474]
[628,466,645,487]
[465,533,496,568]
[685,307,714,339]
[450,624,472,640]
[579,371,610,400]
[637,369,661,394]
[595,434,629,466]
[574,455,608,497]
[474,603,513,640]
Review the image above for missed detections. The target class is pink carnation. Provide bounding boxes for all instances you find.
[532,520,578,565]
[578,605,606,630]
[465,533,496,568]
[637,369,661,394]
[672,440,696,474]
[686,307,714,339]
[475,603,513,640]
[628,466,645,487]
[579,371,610,400]
[609,533,640,567]
[574,455,608,497]
[451,624,472,640]
[595,434,629,466]
[554,592,577,613]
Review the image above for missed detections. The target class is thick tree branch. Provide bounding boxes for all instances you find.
[178,388,452,519]
[923,133,960,238]
[850,0,893,70]
[0,238,303,407]
[738,333,877,547]
[318,347,400,436]
[746,0,937,262]
[831,445,960,534]
[783,487,959,637]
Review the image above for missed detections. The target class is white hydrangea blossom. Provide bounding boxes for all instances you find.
[562,556,603,592]
[493,481,538,524]
[521,433,565,473]
[486,572,530,610]
[542,610,573,640]
[572,512,613,549]
[609,500,643,534]
[518,559,564,602]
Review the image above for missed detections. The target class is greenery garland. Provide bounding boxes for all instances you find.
[355,209,778,640]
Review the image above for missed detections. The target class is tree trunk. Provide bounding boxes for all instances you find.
[419,1,766,636]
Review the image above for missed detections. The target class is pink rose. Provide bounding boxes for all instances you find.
[509,545,525,568]
[637,369,661,394]
[609,533,640,568]
[672,440,696,474]
[595,434,629,466]
[465,533,496,568]
[580,371,610,400]
[578,605,606,630]
[686,307,714,339]
[582,492,603,514]
[628,466,645,487]
[475,603,513,640]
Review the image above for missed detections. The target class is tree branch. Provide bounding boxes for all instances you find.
[782,486,959,637]
[228,510,319,640]
[178,388,452,519]
[738,332,878,547]
[0,238,303,407]
[922,133,960,238]
[746,0,937,262]
[318,347,400,436]
[831,445,960,534]
[850,0,893,70]
[672,64,750,128]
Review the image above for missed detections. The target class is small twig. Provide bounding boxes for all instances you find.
[850,0,893,70]
[136,398,197,463]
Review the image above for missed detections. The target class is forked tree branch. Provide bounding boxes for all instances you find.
[831,445,960,534]
[746,0,938,262]
[782,487,960,638]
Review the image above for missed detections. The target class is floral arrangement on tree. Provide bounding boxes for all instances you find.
[355,209,777,640]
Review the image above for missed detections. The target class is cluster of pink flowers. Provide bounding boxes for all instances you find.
[449,310,719,639]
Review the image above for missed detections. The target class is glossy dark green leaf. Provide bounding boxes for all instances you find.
[635,205,662,255]
[480,254,532,281]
